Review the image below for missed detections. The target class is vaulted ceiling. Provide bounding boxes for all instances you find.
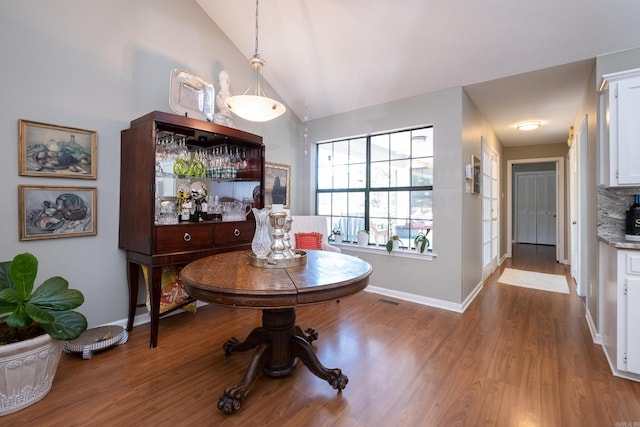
[196,0,640,146]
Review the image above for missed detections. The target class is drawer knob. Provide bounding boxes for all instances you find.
[234,228,241,237]
[183,232,192,242]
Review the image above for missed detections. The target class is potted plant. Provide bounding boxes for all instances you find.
[385,235,401,253]
[0,252,87,415]
[414,229,431,254]
[330,228,343,244]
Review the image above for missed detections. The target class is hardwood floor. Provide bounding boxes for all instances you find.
[5,244,640,426]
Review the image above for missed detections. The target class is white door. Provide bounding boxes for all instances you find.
[569,141,579,282]
[569,115,588,296]
[515,171,556,244]
[516,174,537,243]
[536,172,556,245]
[482,143,499,279]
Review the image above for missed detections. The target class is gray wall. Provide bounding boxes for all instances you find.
[0,0,302,328]
[306,88,498,305]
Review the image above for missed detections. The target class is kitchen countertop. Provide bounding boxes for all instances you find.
[597,233,640,250]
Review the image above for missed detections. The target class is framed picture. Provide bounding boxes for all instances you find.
[264,162,290,208]
[19,119,97,179]
[471,154,481,194]
[19,185,97,241]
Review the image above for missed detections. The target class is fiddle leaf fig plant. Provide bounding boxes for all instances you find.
[0,252,87,343]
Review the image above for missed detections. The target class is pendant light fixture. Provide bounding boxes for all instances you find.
[225,0,286,122]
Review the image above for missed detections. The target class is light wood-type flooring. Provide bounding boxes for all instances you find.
[4,244,640,426]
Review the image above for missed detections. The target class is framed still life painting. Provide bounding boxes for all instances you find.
[264,162,290,209]
[19,185,97,241]
[18,119,98,179]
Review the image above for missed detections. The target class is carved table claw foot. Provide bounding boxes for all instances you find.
[218,342,270,414]
[223,327,264,356]
[295,325,319,343]
[217,385,244,414]
[292,335,349,391]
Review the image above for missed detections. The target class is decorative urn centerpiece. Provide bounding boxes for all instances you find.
[248,206,306,268]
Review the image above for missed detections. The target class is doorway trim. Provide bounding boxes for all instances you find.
[506,157,565,263]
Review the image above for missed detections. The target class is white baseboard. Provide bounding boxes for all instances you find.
[366,281,483,313]
[98,300,210,329]
[601,340,640,383]
[585,310,602,345]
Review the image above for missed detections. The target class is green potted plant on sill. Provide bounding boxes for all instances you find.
[0,252,87,415]
[414,229,431,254]
[385,235,401,253]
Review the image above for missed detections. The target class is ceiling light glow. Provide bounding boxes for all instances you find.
[517,121,542,131]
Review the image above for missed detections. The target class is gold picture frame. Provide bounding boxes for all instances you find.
[264,162,290,208]
[19,119,98,179]
[19,185,97,241]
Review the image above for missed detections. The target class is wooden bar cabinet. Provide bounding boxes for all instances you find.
[119,111,264,347]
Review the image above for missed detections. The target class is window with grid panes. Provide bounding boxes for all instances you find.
[316,127,433,251]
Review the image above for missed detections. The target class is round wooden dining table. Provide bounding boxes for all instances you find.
[180,249,372,414]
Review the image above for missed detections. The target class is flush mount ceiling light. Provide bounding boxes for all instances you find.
[517,121,542,131]
[225,0,286,122]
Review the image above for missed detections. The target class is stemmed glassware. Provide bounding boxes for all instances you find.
[155,134,249,179]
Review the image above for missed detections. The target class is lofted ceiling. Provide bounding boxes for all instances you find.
[196,0,640,146]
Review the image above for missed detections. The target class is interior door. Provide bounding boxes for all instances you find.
[515,171,556,244]
[516,174,537,243]
[482,143,499,279]
[569,141,579,282]
[536,172,556,245]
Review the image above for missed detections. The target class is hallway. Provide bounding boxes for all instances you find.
[505,243,566,277]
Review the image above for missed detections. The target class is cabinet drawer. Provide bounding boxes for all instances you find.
[155,224,213,253]
[215,221,255,245]
[627,252,640,275]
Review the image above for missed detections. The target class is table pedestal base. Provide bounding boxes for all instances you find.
[218,308,348,414]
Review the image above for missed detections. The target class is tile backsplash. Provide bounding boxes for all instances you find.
[597,186,640,236]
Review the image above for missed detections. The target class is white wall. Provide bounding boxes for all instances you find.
[0,0,302,327]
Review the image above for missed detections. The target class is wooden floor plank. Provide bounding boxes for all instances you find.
[3,244,640,426]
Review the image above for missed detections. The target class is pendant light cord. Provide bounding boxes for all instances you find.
[254,0,260,58]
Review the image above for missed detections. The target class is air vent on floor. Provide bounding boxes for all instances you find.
[377,298,400,306]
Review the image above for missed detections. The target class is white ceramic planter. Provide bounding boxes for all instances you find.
[357,231,369,246]
[0,334,63,416]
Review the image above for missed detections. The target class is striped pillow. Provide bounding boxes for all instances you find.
[295,232,324,250]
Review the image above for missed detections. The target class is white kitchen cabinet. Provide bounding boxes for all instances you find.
[599,68,640,186]
[600,242,640,381]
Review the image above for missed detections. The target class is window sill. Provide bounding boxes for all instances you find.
[330,242,436,260]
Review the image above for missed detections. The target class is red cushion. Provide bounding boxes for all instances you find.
[295,232,324,250]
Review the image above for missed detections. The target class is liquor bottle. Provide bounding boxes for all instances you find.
[626,194,640,236]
